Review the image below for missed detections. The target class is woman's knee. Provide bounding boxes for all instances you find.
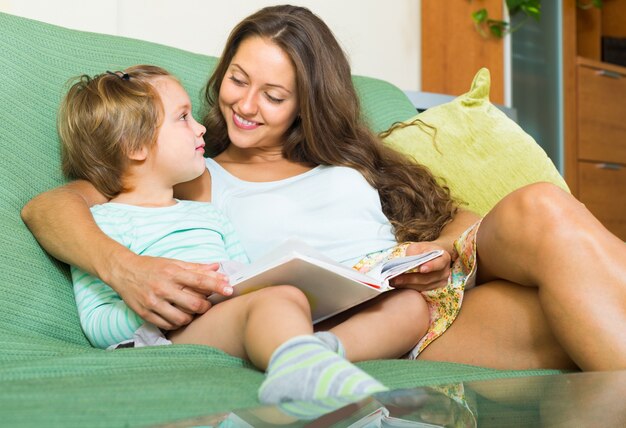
[485,182,585,244]
[502,183,574,224]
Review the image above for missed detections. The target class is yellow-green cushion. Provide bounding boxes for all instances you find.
[382,68,569,216]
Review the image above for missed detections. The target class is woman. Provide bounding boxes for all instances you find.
[22,5,626,371]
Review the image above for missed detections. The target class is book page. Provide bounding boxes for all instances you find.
[228,238,378,287]
[367,250,444,285]
[209,239,443,323]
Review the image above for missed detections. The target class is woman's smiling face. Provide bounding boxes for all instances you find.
[218,36,299,152]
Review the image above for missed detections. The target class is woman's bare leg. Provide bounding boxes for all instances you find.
[474,183,626,370]
[418,280,578,370]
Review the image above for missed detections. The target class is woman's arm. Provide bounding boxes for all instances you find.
[392,209,481,290]
[430,208,481,255]
[21,179,228,330]
[22,180,111,274]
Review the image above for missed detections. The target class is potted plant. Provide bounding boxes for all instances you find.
[471,0,603,38]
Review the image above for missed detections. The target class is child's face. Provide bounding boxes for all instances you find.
[151,77,207,185]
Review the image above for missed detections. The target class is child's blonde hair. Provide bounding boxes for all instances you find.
[59,64,173,198]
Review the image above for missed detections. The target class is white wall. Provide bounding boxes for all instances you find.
[0,0,421,91]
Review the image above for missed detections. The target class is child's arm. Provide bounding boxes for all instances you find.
[72,264,145,349]
[219,212,250,265]
[21,180,228,330]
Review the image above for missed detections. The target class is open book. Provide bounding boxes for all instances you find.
[210,239,443,323]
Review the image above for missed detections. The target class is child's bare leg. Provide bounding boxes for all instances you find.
[168,285,312,368]
[475,182,626,370]
[319,288,429,362]
[168,285,387,403]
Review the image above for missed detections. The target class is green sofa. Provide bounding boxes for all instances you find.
[0,12,565,427]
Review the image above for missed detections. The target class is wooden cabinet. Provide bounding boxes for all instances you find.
[578,162,626,237]
[577,59,626,164]
[563,0,626,240]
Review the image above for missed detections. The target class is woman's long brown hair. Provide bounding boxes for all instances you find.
[204,5,457,242]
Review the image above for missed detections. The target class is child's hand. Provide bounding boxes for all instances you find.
[110,252,233,330]
[391,242,451,291]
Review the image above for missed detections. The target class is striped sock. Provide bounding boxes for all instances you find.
[258,335,387,404]
[314,331,346,358]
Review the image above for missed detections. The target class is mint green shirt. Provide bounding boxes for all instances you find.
[72,200,248,349]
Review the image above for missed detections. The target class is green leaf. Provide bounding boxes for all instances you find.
[471,0,548,39]
[506,0,525,11]
[472,8,488,24]
[521,4,541,20]
[487,18,509,26]
[489,23,504,38]
[593,0,603,8]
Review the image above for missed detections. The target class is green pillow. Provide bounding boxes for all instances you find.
[382,68,569,216]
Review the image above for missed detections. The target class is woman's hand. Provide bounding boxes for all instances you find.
[21,178,232,330]
[106,252,233,330]
[390,242,452,291]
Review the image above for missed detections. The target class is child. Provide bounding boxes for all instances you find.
[58,65,391,404]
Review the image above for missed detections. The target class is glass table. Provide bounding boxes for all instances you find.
[156,370,626,427]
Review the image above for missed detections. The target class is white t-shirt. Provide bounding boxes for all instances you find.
[206,158,396,266]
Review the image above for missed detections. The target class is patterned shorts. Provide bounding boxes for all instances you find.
[352,220,482,359]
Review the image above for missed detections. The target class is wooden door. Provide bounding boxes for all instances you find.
[421,0,505,104]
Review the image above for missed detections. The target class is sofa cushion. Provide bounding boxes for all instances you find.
[382,68,569,216]
[354,75,418,133]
